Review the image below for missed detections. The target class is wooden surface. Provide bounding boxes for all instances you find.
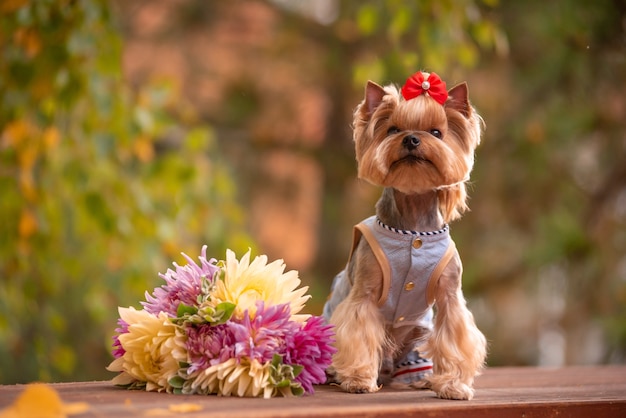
[1,366,625,417]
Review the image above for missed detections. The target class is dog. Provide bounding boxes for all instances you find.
[323,71,487,400]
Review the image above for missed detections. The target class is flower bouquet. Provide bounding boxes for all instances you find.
[107,246,335,398]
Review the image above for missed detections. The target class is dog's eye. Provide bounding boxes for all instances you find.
[430,129,443,139]
[387,126,400,136]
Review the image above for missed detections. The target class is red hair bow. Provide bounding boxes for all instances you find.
[401,71,448,105]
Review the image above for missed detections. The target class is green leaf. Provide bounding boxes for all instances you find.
[215,302,236,322]
[291,364,303,378]
[168,375,186,389]
[271,353,283,368]
[291,385,305,397]
[275,379,290,388]
[176,302,198,318]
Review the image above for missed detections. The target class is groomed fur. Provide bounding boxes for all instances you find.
[328,73,487,400]
[420,251,487,399]
[329,240,392,393]
[353,83,483,223]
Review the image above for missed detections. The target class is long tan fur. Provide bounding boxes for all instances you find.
[329,240,392,393]
[420,251,487,399]
[327,72,487,400]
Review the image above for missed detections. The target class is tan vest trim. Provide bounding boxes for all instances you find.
[425,240,456,305]
[347,223,392,307]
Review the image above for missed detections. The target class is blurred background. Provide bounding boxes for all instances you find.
[1,0,625,384]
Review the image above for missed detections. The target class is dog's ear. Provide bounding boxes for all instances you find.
[364,81,386,115]
[446,82,471,118]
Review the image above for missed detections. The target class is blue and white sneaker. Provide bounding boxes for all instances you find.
[389,351,433,389]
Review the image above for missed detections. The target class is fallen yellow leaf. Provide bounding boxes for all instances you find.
[0,383,89,418]
[168,403,203,413]
[144,402,204,416]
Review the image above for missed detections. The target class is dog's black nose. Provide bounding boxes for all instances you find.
[403,135,420,150]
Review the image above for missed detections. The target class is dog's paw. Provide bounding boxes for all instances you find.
[340,377,381,394]
[430,379,474,400]
[409,379,431,390]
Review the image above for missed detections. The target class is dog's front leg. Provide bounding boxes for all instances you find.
[329,241,389,393]
[423,252,487,400]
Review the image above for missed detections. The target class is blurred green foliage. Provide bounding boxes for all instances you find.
[0,0,252,383]
[347,0,504,84]
[464,0,626,364]
[1,0,624,384]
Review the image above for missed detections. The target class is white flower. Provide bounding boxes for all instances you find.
[210,249,310,321]
[191,358,281,398]
[106,307,183,392]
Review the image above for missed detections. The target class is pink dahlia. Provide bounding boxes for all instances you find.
[284,316,336,394]
[185,323,235,374]
[112,317,129,358]
[142,245,219,317]
[228,302,299,364]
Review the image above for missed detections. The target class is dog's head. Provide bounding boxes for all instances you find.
[353,71,483,222]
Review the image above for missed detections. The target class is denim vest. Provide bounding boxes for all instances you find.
[324,216,454,328]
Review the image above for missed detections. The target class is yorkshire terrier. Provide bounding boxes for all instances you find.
[323,71,487,400]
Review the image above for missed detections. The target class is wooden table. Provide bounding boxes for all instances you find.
[1,366,625,417]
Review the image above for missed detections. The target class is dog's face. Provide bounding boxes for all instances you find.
[353,74,482,221]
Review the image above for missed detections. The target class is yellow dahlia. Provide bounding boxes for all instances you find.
[191,358,281,398]
[106,307,184,392]
[210,249,310,321]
